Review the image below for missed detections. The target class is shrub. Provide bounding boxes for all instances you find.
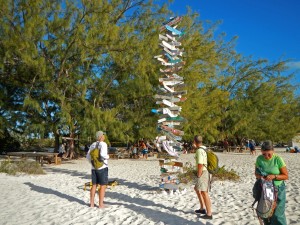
[178,162,240,184]
[177,162,197,184]
[0,160,45,175]
[212,166,240,181]
[0,161,18,175]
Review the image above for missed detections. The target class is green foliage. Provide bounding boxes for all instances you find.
[0,160,45,175]
[217,56,300,143]
[213,166,240,181]
[177,162,197,184]
[0,0,299,150]
[20,138,55,151]
[0,129,21,154]
[177,162,240,184]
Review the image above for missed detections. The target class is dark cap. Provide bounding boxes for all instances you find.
[261,140,273,151]
[194,135,203,144]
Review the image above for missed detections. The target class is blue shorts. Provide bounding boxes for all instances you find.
[142,149,148,155]
[91,167,108,185]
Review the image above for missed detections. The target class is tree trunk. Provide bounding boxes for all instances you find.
[68,133,76,159]
[54,131,60,153]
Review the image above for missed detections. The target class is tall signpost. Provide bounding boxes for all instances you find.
[152,16,187,158]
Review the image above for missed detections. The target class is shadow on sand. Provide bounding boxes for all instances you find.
[24,182,87,206]
[105,201,207,225]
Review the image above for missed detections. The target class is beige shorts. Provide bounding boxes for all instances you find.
[195,170,210,192]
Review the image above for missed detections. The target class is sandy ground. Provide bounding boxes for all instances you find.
[0,148,299,225]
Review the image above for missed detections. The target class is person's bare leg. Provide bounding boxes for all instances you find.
[98,185,107,208]
[194,186,205,210]
[90,184,97,207]
[201,191,212,215]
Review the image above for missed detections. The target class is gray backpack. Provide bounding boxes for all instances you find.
[252,179,277,220]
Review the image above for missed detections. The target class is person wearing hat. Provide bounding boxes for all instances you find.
[86,131,109,208]
[255,140,289,225]
[193,135,213,220]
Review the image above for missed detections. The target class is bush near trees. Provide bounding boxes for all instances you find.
[1,0,299,157]
[0,160,45,175]
[178,162,240,183]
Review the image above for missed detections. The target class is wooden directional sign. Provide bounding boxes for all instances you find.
[165,116,186,122]
[161,130,182,141]
[162,121,181,126]
[162,40,177,51]
[160,125,184,136]
[165,25,182,36]
[155,95,187,103]
[166,34,177,41]
[160,16,183,31]
[160,90,187,96]
[155,96,180,102]
[160,67,183,74]
[158,77,183,82]
[162,46,183,57]
[159,34,168,41]
[160,80,184,86]
[165,53,180,62]
[155,100,178,107]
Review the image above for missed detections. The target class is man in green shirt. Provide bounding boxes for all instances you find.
[193,135,213,220]
[255,140,289,225]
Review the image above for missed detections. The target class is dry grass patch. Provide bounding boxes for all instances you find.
[178,162,240,184]
[0,160,45,175]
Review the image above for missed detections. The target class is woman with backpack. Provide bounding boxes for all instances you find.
[254,140,289,225]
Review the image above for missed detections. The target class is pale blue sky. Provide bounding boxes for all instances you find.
[160,0,300,85]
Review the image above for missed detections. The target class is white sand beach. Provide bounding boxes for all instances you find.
[0,150,299,225]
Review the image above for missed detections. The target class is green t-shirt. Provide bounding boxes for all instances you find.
[195,146,207,171]
[255,154,286,186]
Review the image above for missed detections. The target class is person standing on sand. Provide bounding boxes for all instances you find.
[193,135,213,220]
[250,140,256,155]
[255,140,288,225]
[86,131,109,208]
[140,140,148,159]
[58,143,66,158]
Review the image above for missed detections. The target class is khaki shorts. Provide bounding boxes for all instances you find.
[195,170,210,192]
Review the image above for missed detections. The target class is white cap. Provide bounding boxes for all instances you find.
[96,131,106,139]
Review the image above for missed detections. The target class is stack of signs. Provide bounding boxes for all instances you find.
[152,16,187,158]
[159,159,183,191]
